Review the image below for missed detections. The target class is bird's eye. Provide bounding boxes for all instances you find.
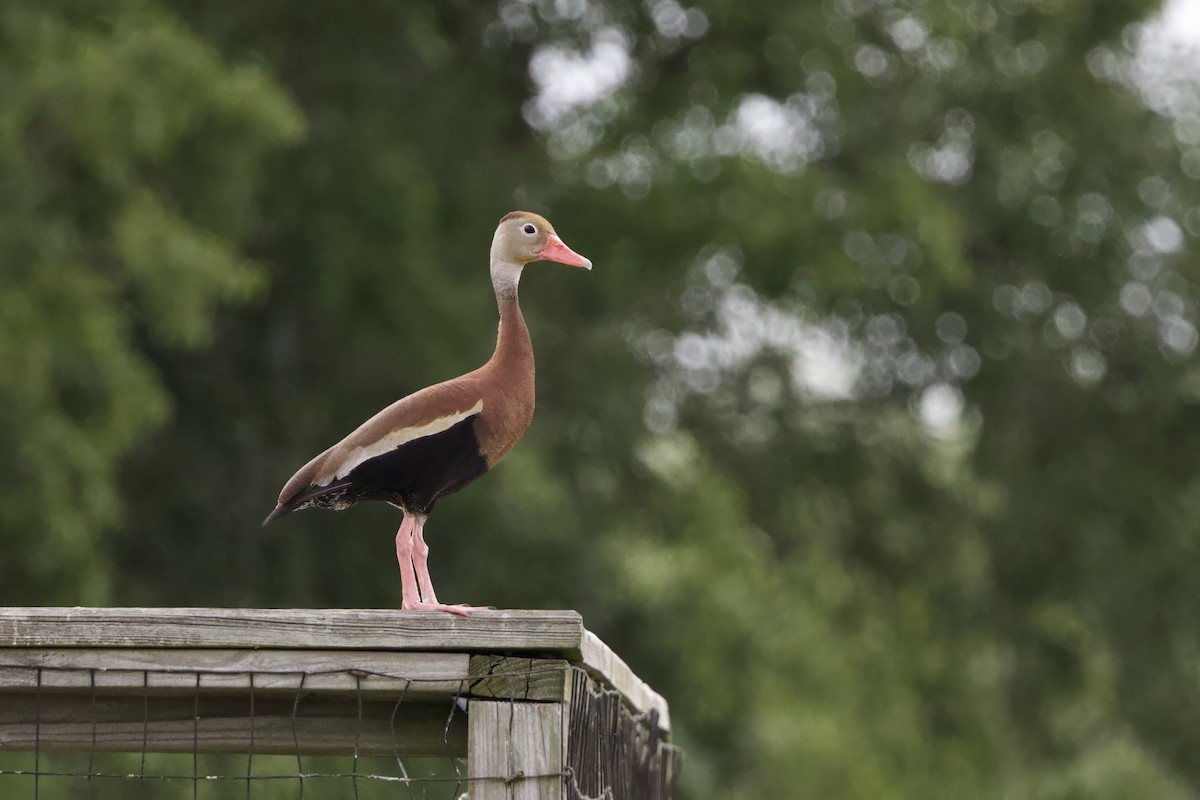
[522,224,537,235]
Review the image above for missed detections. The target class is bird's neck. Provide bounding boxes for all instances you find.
[490,257,522,308]
[489,258,533,371]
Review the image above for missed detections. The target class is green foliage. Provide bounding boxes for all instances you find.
[0,0,302,601]
[4,0,1200,797]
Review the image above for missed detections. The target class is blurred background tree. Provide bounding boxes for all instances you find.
[4,0,1200,797]
[0,0,303,602]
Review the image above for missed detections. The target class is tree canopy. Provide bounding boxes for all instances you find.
[4,0,1200,796]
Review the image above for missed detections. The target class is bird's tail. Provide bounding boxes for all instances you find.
[262,479,352,526]
[262,503,292,526]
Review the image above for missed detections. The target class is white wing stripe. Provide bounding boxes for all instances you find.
[316,400,484,486]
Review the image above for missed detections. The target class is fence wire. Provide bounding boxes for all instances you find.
[0,660,680,799]
[565,670,681,800]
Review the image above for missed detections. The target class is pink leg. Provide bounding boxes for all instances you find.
[412,516,440,604]
[394,515,422,611]
[402,515,472,616]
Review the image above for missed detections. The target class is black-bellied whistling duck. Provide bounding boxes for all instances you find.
[264,211,591,614]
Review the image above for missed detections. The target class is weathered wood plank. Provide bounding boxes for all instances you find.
[467,656,569,703]
[0,650,469,698]
[0,609,672,743]
[580,632,672,734]
[468,700,562,800]
[0,608,585,657]
[0,694,466,757]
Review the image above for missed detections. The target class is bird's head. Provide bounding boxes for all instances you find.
[492,211,592,270]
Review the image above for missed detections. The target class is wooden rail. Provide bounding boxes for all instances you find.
[0,608,676,800]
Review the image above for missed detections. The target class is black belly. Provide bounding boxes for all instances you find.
[297,416,488,516]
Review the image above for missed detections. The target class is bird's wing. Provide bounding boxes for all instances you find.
[271,374,486,511]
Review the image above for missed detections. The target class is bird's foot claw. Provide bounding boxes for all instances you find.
[402,601,475,617]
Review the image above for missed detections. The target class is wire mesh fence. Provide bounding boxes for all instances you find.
[0,751,467,799]
[565,668,678,800]
[0,659,681,799]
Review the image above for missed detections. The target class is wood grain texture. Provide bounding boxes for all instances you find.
[580,632,672,734]
[0,608,585,656]
[468,700,562,800]
[0,694,466,757]
[468,656,569,702]
[0,649,469,698]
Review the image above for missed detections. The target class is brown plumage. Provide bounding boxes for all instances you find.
[264,211,591,614]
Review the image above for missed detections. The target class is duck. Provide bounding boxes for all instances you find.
[264,211,591,615]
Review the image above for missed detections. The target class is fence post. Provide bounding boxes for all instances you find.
[468,699,563,800]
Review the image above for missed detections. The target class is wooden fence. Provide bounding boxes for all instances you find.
[0,607,679,799]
